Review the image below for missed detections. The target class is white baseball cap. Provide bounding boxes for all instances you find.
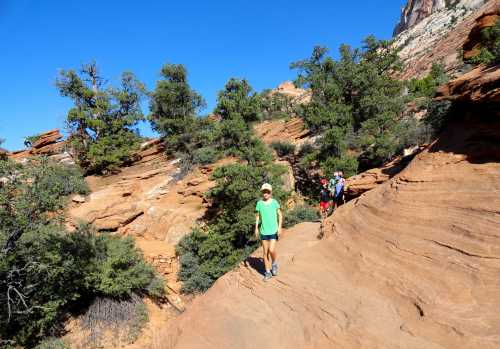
[260,183,273,192]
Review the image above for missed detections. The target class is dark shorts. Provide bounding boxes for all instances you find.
[260,233,278,241]
[333,195,343,205]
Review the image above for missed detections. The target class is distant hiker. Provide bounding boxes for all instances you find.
[319,178,330,219]
[328,171,338,197]
[255,183,283,282]
[333,172,345,211]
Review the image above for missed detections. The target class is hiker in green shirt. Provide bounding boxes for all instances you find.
[255,183,283,282]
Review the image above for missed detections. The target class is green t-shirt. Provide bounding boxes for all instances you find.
[256,198,280,235]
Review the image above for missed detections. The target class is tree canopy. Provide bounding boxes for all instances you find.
[148,63,206,137]
[292,36,415,173]
[214,78,262,123]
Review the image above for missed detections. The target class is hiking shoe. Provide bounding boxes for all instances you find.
[271,263,278,276]
[263,271,272,282]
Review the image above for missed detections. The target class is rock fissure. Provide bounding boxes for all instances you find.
[424,238,500,259]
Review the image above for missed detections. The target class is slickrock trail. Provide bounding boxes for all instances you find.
[161,66,500,349]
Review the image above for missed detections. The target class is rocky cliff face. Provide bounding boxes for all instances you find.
[395,0,496,79]
[394,0,487,35]
[160,65,500,349]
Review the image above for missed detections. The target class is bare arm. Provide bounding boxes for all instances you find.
[255,213,260,239]
[277,208,283,235]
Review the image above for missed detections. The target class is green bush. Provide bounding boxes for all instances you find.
[283,205,319,228]
[259,90,295,120]
[271,141,296,157]
[91,235,162,298]
[0,158,89,230]
[398,117,434,148]
[214,78,262,123]
[148,63,206,138]
[407,63,448,99]
[192,146,222,165]
[149,71,275,170]
[321,154,358,179]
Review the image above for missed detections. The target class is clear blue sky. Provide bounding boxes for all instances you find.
[0,0,406,150]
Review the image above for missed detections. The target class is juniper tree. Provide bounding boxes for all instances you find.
[148,64,206,138]
[214,78,262,122]
[56,62,146,174]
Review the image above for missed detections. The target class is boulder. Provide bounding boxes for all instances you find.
[31,129,63,149]
[71,194,86,203]
[436,64,500,103]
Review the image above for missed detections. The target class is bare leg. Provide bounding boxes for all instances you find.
[268,239,277,264]
[262,240,271,273]
[320,205,327,220]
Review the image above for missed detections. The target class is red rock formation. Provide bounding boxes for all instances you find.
[31,128,62,149]
[8,129,72,163]
[435,64,500,102]
[253,118,310,146]
[344,146,426,200]
[159,64,500,349]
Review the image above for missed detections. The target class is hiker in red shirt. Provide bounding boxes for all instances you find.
[319,179,330,219]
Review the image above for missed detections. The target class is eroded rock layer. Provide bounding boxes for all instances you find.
[395,0,497,79]
[394,0,487,35]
